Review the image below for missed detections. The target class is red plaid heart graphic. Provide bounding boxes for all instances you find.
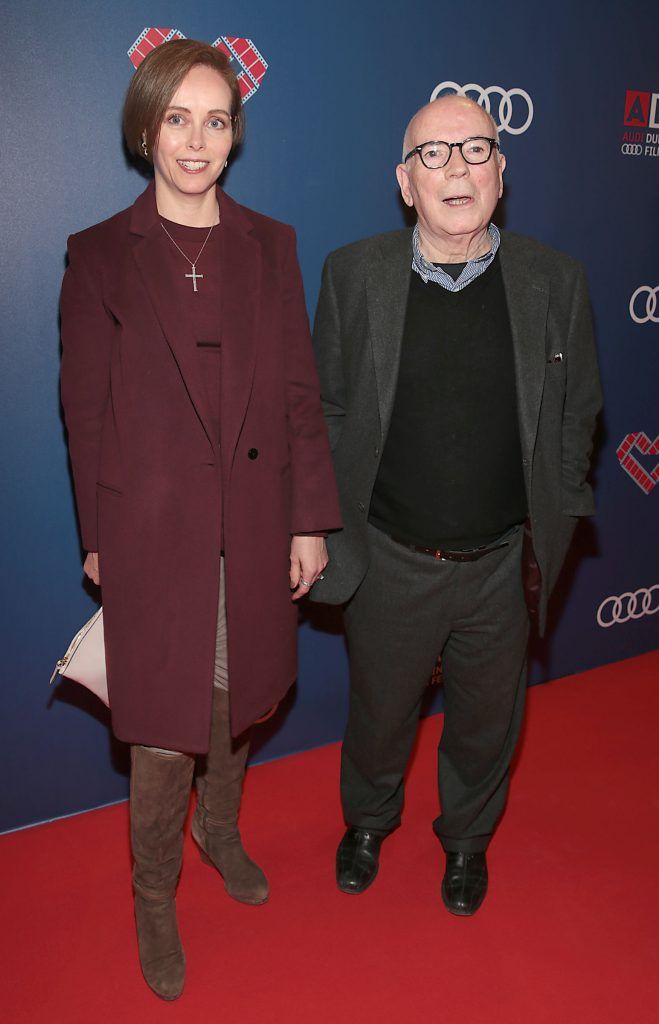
[616,432,659,494]
[127,28,268,101]
[127,28,185,67]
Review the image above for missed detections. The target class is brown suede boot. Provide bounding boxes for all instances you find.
[130,745,194,1000]
[192,687,269,905]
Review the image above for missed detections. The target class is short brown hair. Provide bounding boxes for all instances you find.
[123,38,244,161]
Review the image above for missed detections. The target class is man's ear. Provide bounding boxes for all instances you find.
[396,163,414,207]
[497,152,506,199]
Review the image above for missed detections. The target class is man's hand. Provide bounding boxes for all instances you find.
[289,535,328,600]
[84,551,100,586]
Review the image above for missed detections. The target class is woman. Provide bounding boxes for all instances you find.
[60,39,340,1001]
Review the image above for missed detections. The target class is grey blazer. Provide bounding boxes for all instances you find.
[311,228,602,634]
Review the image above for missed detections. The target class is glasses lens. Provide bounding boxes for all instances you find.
[420,141,450,168]
[461,138,493,164]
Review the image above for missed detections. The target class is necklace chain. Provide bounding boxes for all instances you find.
[160,221,215,268]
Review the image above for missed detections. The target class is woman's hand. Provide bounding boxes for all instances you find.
[289,535,328,601]
[84,551,100,586]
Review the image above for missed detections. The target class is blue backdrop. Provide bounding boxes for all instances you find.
[2,0,658,833]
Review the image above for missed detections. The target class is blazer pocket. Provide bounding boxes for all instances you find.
[96,481,123,497]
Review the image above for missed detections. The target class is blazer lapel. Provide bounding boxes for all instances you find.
[130,184,217,450]
[365,230,413,441]
[499,235,549,471]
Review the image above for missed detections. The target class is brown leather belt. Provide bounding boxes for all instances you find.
[385,533,511,562]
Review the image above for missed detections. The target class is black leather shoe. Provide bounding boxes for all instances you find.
[441,851,488,916]
[336,827,385,894]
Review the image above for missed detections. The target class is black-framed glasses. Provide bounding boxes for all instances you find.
[404,137,500,169]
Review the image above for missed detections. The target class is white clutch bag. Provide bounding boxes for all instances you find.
[50,607,109,707]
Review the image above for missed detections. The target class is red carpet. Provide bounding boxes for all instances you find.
[2,652,658,1023]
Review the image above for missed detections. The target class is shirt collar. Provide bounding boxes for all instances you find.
[412,223,500,287]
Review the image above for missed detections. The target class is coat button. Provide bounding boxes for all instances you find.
[357,501,365,512]
[248,448,259,460]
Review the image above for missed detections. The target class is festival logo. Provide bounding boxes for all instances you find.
[128,28,268,102]
[629,285,659,324]
[616,432,659,494]
[429,82,533,135]
[620,90,659,158]
[596,585,659,627]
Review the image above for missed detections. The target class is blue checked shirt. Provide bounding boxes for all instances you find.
[411,222,500,291]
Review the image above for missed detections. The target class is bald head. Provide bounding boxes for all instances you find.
[402,95,499,160]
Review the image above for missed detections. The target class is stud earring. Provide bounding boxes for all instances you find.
[141,139,148,158]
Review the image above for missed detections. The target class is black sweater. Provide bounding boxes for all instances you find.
[369,255,528,549]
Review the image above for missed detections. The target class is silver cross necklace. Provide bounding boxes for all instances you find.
[160,220,216,292]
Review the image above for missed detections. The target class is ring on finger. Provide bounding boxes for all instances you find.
[300,578,312,587]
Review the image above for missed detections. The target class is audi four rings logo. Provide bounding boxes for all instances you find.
[596,586,659,627]
[621,143,643,156]
[629,286,659,324]
[429,82,534,135]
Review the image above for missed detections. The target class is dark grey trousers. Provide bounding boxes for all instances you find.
[341,524,530,853]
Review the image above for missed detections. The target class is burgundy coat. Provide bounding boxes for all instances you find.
[60,183,341,750]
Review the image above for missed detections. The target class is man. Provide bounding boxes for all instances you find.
[311,95,601,915]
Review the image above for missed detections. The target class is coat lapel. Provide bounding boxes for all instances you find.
[365,230,413,441]
[215,193,260,477]
[499,235,549,470]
